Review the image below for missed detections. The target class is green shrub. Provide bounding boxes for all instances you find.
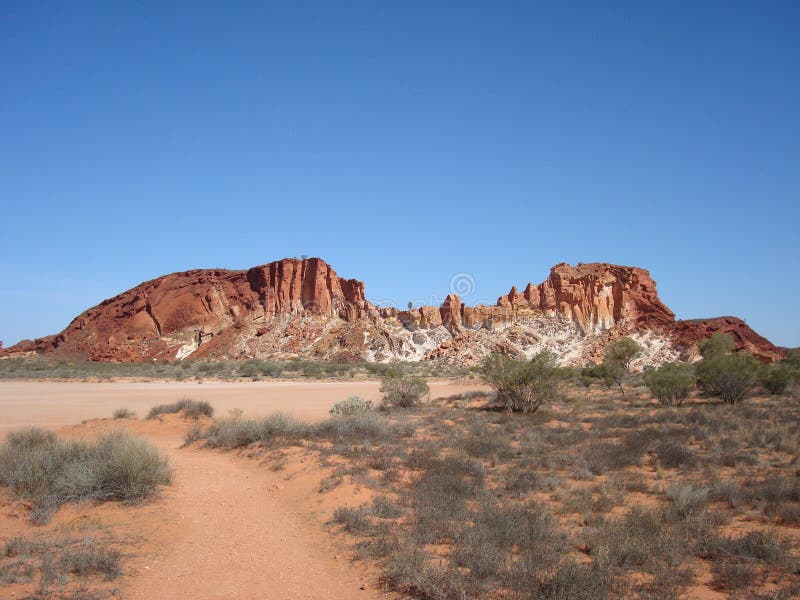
[238,359,284,378]
[696,351,761,404]
[644,362,695,406]
[760,363,795,395]
[583,359,627,396]
[146,398,213,419]
[112,408,136,419]
[380,374,429,408]
[606,337,643,371]
[698,332,735,358]
[481,351,562,413]
[300,361,324,378]
[330,396,373,416]
[783,348,800,369]
[0,429,171,523]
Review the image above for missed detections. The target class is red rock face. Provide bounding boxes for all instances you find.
[3,258,371,361]
[1,258,784,364]
[245,258,369,320]
[670,317,784,362]
[436,262,675,334]
[439,294,464,332]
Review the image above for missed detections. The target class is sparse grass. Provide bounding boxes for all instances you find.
[371,495,403,518]
[701,530,788,565]
[315,412,394,445]
[332,506,372,533]
[0,533,126,599]
[191,382,800,599]
[111,408,135,419]
[203,412,311,448]
[582,439,643,474]
[590,507,683,571]
[56,544,121,580]
[0,428,171,524]
[146,398,213,420]
[199,411,401,450]
[653,440,697,469]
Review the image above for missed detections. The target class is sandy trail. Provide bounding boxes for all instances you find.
[120,425,387,600]
[1,380,489,599]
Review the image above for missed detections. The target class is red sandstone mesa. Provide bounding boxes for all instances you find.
[1,257,783,364]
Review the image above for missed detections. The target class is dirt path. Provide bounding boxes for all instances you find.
[118,425,388,599]
[1,380,487,598]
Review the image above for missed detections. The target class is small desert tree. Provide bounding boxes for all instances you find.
[783,348,800,370]
[582,338,642,397]
[698,332,735,359]
[606,337,644,371]
[597,359,628,396]
[759,363,795,395]
[481,351,562,413]
[643,362,694,406]
[778,349,800,387]
[695,339,761,404]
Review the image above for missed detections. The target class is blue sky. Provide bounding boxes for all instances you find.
[1,1,798,348]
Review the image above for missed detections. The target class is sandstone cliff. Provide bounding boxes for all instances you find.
[2,257,783,365]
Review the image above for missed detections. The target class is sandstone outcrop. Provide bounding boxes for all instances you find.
[670,316,784,363]
[434,262,676,336]
[1,258,783,365]
[3,258,371,362]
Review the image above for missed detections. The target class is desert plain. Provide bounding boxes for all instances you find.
[1,369,798,600]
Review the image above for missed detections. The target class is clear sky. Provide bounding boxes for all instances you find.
[1,1,798,348]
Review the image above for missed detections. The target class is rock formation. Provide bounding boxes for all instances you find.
[1,257,784,365]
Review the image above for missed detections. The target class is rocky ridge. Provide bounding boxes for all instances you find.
[2,257,784,366]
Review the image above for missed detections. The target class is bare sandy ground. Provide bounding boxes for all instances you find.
[0,380,490,599]
[0,379,482,433]
[1,379,486,598]
[1,414,395,599]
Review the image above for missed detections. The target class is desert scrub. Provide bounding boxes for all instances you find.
[643,362,694,406]
[112,407,136,419]
[696,351,761,403]
[0,532,126,598]
[695,333,761,404]
[189,380,800,599]
[329,396,373,416]
[197,410,403,450]
[56,542,122,579]
[332,506,372,533]
[203,412,311,448]
[760,362,795,395]
[379,374,429,408]
[0,428,171,524]
[146,398,213,419]
[480,351,563,413]
[315,412,395,445]
[590,507,683,571]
